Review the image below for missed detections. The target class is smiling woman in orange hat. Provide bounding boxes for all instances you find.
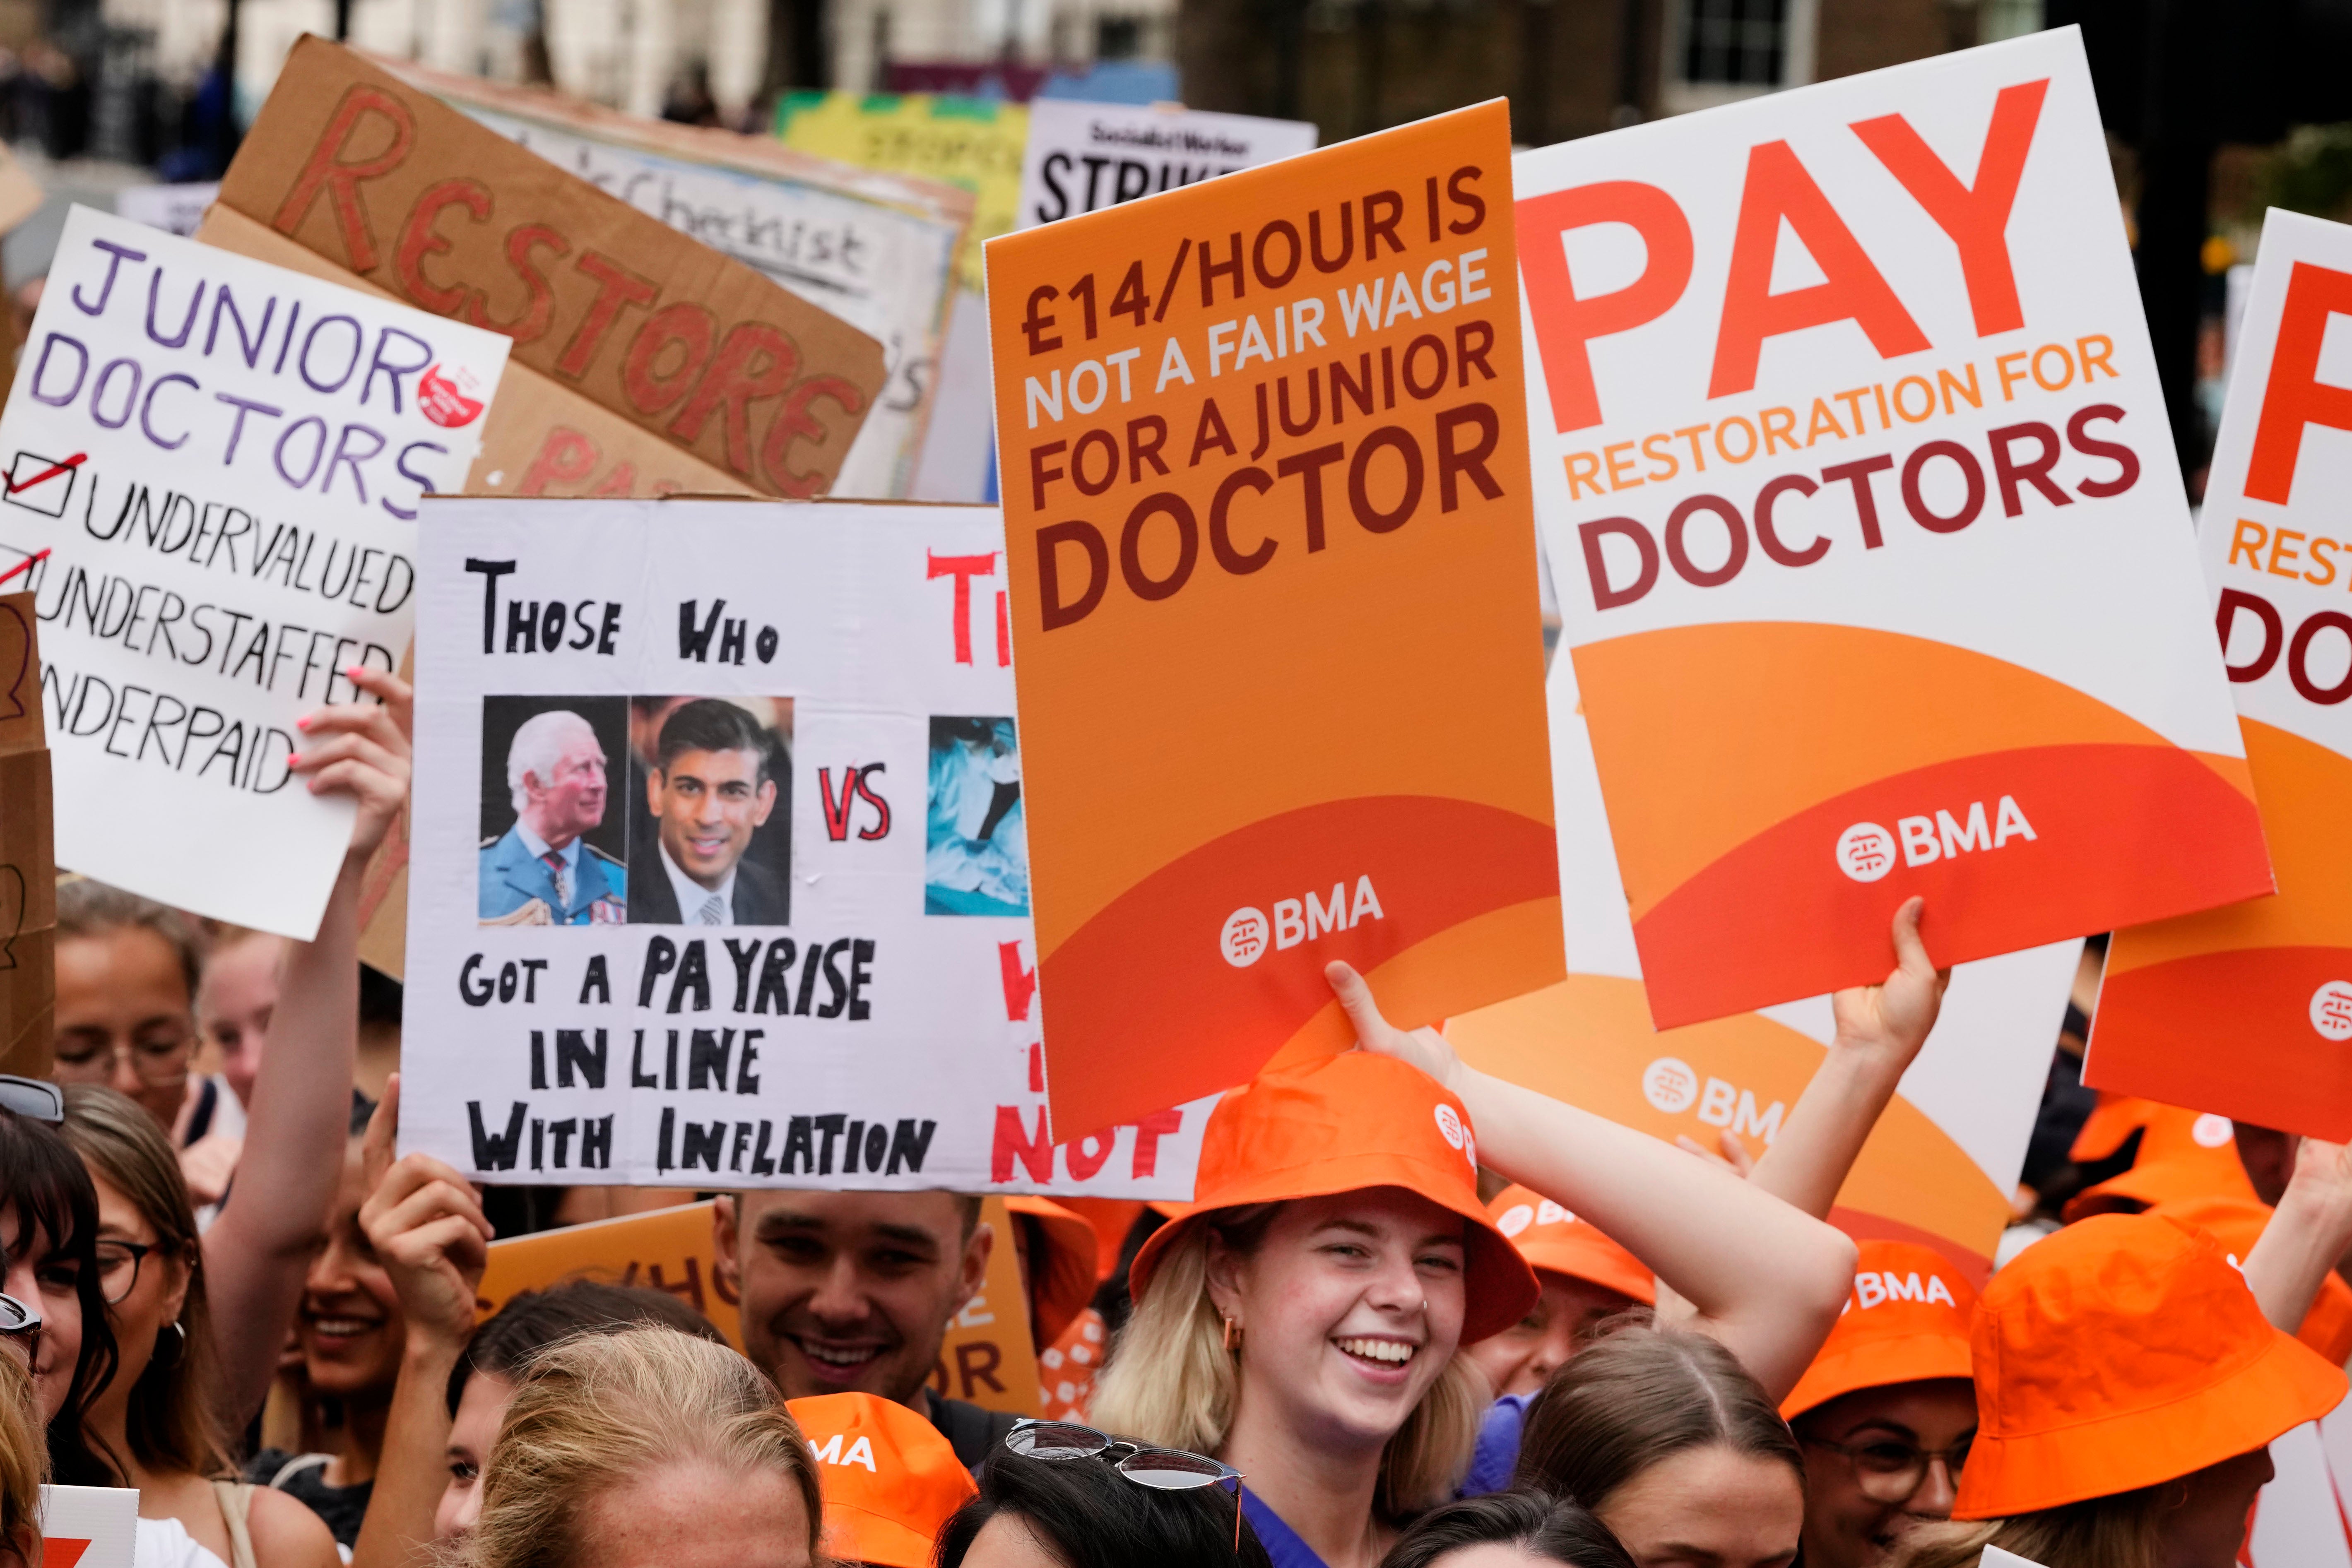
[1089,966,1854,1568]
[1782,1241,1978,1568]
[1897,1137,2352,1568]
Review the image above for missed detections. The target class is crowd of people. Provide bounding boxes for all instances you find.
[0,664,2342,1568]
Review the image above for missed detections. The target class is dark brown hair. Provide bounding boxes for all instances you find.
[1380,1491,1635,1568]
[1514,1325,1804,1510]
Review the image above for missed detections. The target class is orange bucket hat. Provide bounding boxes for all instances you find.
[1485,1185,1654,1307]
[1004,1194,1100,1347]
[785,1392,978,1568]
[2143,1193,2352,1366]
[1953,1213,2346,1519]
[1782,1240,1976,1421]
[1128,1053,1538,1344]
[2063,1100,2254,1221]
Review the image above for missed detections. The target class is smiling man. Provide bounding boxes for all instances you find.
[712,1190,1016,1469]
[627,699,788,926]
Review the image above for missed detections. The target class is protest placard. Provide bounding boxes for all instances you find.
[477,1196,1043,1414]
[777,92,1032,504]
[373,59,971,501]
[1015,101,1316,230]
[0,207,510,938]
[401,495,1214,1193]
[115,183,217,238]
[1446,644,2078,1278]
[2087,208,2352,1139]
[215,37,887,502]
[1513,28,2272,1029]
[39,1485,137,1568]
[985,99,1559,1142]
[0,591,50,1075]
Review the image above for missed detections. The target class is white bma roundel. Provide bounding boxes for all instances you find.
[1642,1056,1699,1115]
[2191,1113,2234,1149]
[1220,907,1269,968]
[1497,1203,1534,1238]
[1835,822,1897,883]
[2312,981,2352,1042]
[1434,1103,1466,1150]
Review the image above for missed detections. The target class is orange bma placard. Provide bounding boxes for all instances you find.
[986,101,1560,1141]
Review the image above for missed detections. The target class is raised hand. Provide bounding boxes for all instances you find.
[357,1077,494,1349]
[1828,896,1950,1072]
[291,665,414,859]
[1325,960,1463,1092]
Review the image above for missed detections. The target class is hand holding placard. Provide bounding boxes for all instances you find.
[290,666,414,861]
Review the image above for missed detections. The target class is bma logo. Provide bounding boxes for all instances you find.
[2313,981,2352,1042]
[1497,1198,1576,1237]
[1219,876,1385,968]
[1640,1057,1785,1144]
[2191,1113,2234,1149]
[809,1432,876,1471]
[1854,1270,1958,1311]
[1836,796,2037,882]
[1433,1103,1475,1168]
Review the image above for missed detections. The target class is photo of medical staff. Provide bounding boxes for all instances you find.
[926,715,1028,917]
[624,696,794,927]
[477,697,630,925]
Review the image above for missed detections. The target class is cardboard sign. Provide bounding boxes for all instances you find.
[0,592,51,1075]
[778,94,1028,296]
[1016,102,1316,229]
[1513,29,2271,1028]
[1446,643,2078,1279]
[986,100,1560,1142]
[401,495,1213,1192]
[39,1486,137,1568]
[376,60,971,501]
[2089,209,2352,1138]
[0,207,509,938]
[479,1195,1041,1414]
[217,37,887,501]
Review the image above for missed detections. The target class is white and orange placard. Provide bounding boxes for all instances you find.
[986,101,1560,1142]
[2087,209,2352,1138]
[1512,29,2270,1028]
[1447,646,2078,1280]
[39,1486,136,1568]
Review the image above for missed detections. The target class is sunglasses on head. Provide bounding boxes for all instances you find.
[0,1077,60,1124]
[1005,1421,1248,1551]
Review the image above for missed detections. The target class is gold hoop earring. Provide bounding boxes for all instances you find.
[1223,1316,1242,1352]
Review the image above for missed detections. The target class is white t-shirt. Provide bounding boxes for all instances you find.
[134,1516,229,1568]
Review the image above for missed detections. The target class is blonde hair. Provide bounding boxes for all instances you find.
[1088,1208,1485,1518]
[1894,1494,2167,1568]
[0,1353,45,1568]
[462,1328,819,1568]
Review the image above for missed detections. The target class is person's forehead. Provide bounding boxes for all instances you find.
[743,1188,964,1242]
[665,746,762,780]
[1283,1187,1466,1243]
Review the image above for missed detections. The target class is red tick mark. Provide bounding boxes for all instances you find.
[8,453,85,494]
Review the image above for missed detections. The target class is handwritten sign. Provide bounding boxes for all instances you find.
[401,496,1212,1193]
[1513,29,2270,1027]
[0,591,50,1075]
[987,100,1560,1142]
[0,207,510,938]
[2089,208,2352,1137]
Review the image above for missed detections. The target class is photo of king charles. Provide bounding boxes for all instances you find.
[479,708,627,925]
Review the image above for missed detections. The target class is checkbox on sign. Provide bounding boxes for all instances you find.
[3,451,81,518]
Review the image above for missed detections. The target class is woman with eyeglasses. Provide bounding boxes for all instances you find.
[1088,962,1855,1568]
[58,1085,339,1568]
[0,1092,118,1486]
[936,1431,1273,1568]
[50,666,409,1455]
[1779,1242,1976,1568]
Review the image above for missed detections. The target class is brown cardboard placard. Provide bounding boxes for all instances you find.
[0,593,53,1077]
[216,36,885,500]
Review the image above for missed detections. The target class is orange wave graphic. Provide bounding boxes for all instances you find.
[1446,974,2010,1270]
[1572,621,2259,921]
[1040,796,1562,1142]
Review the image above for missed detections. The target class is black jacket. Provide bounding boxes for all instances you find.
[626,840,790,925]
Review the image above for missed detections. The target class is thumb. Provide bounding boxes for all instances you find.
[1325,961,1392,1048]
[1889,896,1934,978]
[361,1075,401,1190]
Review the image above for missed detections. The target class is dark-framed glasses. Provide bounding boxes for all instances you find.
[93,1240,158,1306]
[1802,1433,1972,1503]
[1006,1421,1247,1549]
